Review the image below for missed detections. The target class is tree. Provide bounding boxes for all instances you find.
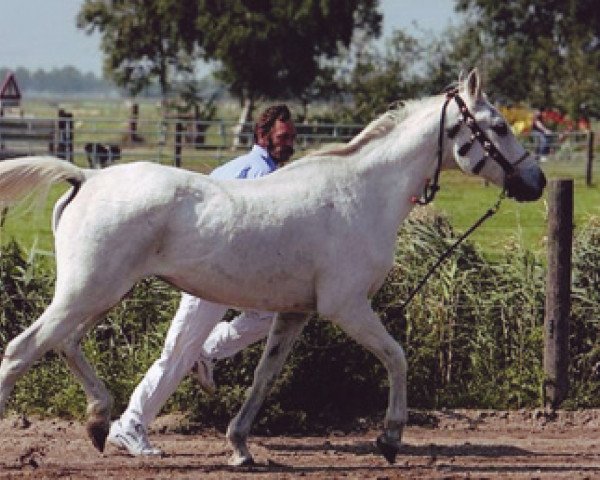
[77,0,200,99]
[195,0,382,128]
[335,30,426,123]
[455,0,600,119]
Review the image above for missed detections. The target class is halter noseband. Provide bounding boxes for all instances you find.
[414,89,530,205]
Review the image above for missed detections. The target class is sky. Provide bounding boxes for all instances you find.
[0,0,457,77]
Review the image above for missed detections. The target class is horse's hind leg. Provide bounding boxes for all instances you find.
[60,317,112,452]
[0,300,86,415]
[330,300,407,464]
[0,300,118,452]
[226,312,308,466]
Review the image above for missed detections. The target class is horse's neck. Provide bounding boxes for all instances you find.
[354,100,443,226]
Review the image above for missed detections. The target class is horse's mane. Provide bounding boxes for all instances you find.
[307,112,397,157]
[306,96,442,158]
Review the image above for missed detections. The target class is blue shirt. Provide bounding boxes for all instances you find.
[210,145,277,180]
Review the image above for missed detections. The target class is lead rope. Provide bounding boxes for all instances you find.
[399,190,505,311]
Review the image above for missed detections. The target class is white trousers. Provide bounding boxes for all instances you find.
[202,309,275,360]
[122,293,274,428]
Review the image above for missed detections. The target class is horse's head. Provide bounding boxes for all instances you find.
[446,69,546,202]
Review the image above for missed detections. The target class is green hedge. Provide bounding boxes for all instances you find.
[567,216,600,407]
[1,210,599,432]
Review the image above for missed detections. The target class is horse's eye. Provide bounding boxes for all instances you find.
[492,123,509,136]
[447,123,461,139]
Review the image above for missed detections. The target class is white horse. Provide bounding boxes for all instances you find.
[0,70,545,466]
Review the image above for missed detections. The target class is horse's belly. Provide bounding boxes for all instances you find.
[164,264,316,313]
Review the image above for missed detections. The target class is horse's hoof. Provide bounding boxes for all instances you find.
[86,422,109,452]
[228,453,255,467]
[376,434,399,464]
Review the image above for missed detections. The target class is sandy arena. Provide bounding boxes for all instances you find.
[2,409,600,479]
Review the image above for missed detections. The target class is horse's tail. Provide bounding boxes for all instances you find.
[0,156,89,207]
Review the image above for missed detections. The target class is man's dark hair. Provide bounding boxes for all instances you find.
[254,104,292,143]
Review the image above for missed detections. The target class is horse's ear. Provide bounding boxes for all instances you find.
[466,68,482,100]
[458,70,466,86]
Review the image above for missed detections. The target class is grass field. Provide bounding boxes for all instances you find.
[435,165,600,257]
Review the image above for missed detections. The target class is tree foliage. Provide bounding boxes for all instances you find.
[195,0,382,104]
[333,1,600,124]
[455,0,600,118]
[77,0,382,106]
[335,30,425,123]
[74,0,599,124]
[77,0,200,98]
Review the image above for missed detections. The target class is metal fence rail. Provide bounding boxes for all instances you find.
[0,114,595,174]
[0,116,364,171]
[74,117,362,166]
[522,130,592,162]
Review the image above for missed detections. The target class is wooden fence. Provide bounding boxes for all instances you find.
[0,109,73,161]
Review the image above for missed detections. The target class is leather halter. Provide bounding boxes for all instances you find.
[414,89,530,205]
[452,94,529,176]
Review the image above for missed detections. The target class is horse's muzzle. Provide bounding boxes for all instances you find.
[504,168,547,202]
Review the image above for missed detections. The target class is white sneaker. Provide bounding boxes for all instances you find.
[107,418,163,456]
[195,356,216,394]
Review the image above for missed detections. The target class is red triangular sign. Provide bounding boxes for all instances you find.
[0,72,21,100]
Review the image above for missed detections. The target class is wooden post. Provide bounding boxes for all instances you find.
[586,131,595,187]
[543,178,573,410]
[57,109,74,162]
[129,103,139,142]
[174,121,183,168]
[193,105,207,149]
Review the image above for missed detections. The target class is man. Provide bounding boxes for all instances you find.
[531,109,553,162]
[107,104,296,455]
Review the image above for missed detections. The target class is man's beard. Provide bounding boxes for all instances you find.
[268,141,294,164]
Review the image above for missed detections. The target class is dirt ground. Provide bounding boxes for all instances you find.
[1,409,600,479]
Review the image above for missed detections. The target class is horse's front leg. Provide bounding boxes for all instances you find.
[330,300,407,464]
[226,312,308,466]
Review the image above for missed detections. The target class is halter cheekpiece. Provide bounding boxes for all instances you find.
[413,89,530,205]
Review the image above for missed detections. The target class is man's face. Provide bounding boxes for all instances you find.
[262,119,296,164]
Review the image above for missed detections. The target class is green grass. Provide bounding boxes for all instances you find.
[432,162,600,258]
[0,185,68,254]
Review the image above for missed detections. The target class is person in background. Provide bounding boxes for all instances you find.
[107,104,297,456]
[531,109,553,162]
